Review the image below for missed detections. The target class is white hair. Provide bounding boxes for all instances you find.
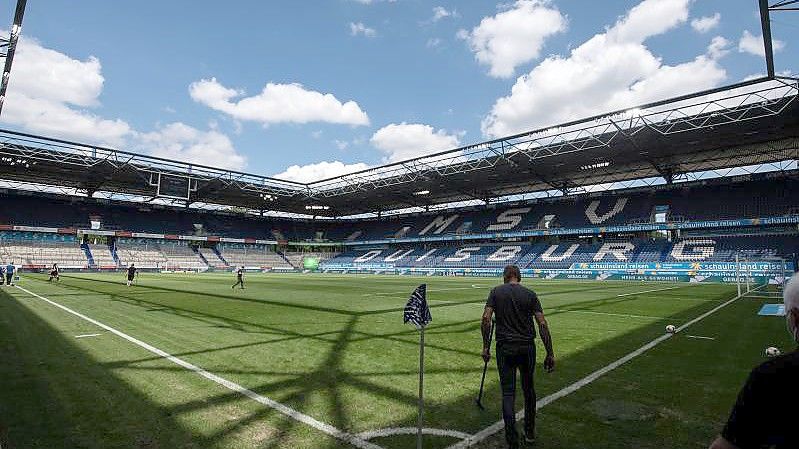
[784,272,799,311]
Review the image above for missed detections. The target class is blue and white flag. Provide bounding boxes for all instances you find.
[404,284,432,329]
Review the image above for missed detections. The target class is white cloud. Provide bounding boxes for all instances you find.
[189,77,370,126]
[0,34,132,146]
[707,36,730,59]
[370,122,462,162]
[608,0,689,42]
[139,122,246,171]
[459,0,566,78]
[0,33,245,172]
[432,6,458,22]
[738,29,785,57]
[691,13,720,33]
[482,0,728,138]
[273,123,461,184]
[350,22,377,37]
[273,160,370,183]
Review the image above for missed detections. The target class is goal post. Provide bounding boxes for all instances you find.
[736,253,742,296]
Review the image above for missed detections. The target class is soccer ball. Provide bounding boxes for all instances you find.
[765,347,781,357]
[665,325,676,334]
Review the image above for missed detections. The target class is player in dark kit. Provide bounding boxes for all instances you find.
[481,265,555,449]
[126,264,137,287]
[232,266,245,289]
[48,263,60,282]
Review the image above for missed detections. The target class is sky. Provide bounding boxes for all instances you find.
[1,0,796,184]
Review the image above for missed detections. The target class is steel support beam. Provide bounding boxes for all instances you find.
[760,0,776,78]
[0,0,27,117]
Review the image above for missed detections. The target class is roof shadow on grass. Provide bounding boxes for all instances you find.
[0,287,199,449]
[3,283,357,449]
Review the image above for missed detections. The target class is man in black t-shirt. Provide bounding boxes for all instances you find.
[709,273,799,449]
[126,264,137,287]
[48,263,60,282]
[232,266,245,289]
[482,265,555,449]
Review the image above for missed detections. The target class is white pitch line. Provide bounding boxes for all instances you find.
[357,427,473,441]
[616,286,682,297]
[75,333,103,339]
[445,285,762,449]
[14,285,384,449]
[686,335,715,340]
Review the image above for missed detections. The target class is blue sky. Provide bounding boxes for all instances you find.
[1,0,796,182]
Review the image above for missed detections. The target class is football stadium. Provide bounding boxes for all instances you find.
[1,1,798,449]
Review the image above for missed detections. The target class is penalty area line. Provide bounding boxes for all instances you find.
[14,284,385,449]
[445,285,762,449]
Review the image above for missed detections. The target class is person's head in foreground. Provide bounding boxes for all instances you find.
[709,272,799,449]
[785,274,799,344]
[503,265,521,284]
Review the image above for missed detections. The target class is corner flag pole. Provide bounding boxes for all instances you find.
[417,325,425,449]
[403,283,431,449]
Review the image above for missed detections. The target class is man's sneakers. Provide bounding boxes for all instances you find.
[522,430,536,445]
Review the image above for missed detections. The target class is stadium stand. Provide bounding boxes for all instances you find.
[328,175,799,242]
[0,173,797,278]
[322,235,799,270]
[216,244,293,269]
[198,247,227,269]
[0,232,88,268]
[158,243,206,270]
[87,244,117,268]
[115,239,169,269]
[0,173,797,243]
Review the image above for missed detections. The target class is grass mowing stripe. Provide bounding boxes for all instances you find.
[13,284,385,449]
[446,284,764,449]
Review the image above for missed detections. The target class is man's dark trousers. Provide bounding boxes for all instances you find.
[496,341,536,447]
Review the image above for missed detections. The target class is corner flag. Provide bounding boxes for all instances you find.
[404,284,432,329]
[403,284,432,449]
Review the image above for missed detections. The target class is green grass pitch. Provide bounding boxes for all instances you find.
[0,272,793,449]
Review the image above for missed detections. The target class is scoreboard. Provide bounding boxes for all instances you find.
[148,173,197,200]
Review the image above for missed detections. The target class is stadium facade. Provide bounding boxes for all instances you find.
[1,77,798,284]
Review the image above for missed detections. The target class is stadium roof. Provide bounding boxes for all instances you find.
[1,77,798,217]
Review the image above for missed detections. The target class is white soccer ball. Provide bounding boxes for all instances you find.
[765,347,781,357]
[665,325,676,334]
